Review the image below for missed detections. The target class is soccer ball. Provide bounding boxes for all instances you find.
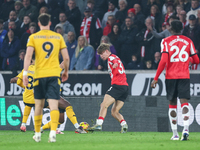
[79,122,89,130]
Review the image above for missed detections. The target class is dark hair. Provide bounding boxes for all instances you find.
[168,15,179,21]
[38,13,51,26]
[171,20,183,34]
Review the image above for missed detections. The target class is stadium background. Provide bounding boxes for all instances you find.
[1,70,200,132]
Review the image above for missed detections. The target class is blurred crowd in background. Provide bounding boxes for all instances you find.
[0,0,200,76]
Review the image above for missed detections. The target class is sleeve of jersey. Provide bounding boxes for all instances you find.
[112,59,118,64]
[59,68,63,73]
[17,71,25,88]
[60,35,67,50]
[154,53,168,80]
[160,39,168,53]
[26,35,34,48]
[191,54,200,64]
[190,41,200,64]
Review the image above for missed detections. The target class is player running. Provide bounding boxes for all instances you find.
[87,43,129,133]
[10,55,86,134]
[151,20,199,141]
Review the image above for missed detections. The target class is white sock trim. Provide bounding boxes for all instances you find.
[74,123,79,129]
[96,119,103,125]
[168,108,177,130]
[120,121,127,126]
[21,123,26,126]
[181,104,190,126]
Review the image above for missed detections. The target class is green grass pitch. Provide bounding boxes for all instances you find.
[0,131,200,150]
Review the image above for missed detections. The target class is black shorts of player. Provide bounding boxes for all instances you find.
[34,77,60,100]
[44,99,65,113]
[24,102,35,107]
[165,79,190,101]
[106,84,129,102]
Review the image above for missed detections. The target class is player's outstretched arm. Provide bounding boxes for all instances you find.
[152,52,168,87]
[10,77,18,83]
[61,48,70,82]
[23,47,34,87]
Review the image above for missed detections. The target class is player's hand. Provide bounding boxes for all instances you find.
[61,71,68,82]
[10,77,18,83]
[23,75,28,87]
[113,63,118,68]
[151,80,158,88]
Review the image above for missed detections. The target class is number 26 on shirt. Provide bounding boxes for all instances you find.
[170,45,189,62]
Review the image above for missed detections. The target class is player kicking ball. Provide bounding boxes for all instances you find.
[87,43,129,133]
[10,56,86,134]
[151,20,199,141]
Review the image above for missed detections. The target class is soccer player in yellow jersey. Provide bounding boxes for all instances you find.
[23,13,69,143]
[10,57,86,134]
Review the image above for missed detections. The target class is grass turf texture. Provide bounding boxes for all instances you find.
[0,131,200,150]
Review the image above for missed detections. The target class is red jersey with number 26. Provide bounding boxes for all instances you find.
[108,54,128,86]
[161,35,197,79]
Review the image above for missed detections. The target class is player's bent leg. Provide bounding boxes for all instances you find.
[180,99,190,141]
[169,100,179,140]
[20,105,32,132]
[111,100,128,133]
[87,94,115,131]
[59,96,80,129]
[99,94,115,118]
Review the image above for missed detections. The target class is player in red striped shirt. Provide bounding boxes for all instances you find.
[88,43,129,133]
[151,20,199,141]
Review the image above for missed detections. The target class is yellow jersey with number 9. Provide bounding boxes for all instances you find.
[17,65,35,104]
[27,30,66,78]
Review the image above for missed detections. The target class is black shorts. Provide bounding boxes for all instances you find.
[106,84,129,102]
[165,79,190,101]
[34,77,60,100]
[24,102,35,107]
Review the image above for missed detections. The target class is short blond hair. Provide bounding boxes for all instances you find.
[97,43,110,54]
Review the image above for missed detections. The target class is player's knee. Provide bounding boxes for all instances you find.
[100,102,105,108]
[182,107,189,114]
[111,111,115,117]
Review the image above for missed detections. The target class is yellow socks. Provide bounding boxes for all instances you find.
[50,110,59,131]
[22,105,32,124]
[66,106,78,125]
[42,121,51,130]
[42,121,61,130]
[34,115,43,132]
